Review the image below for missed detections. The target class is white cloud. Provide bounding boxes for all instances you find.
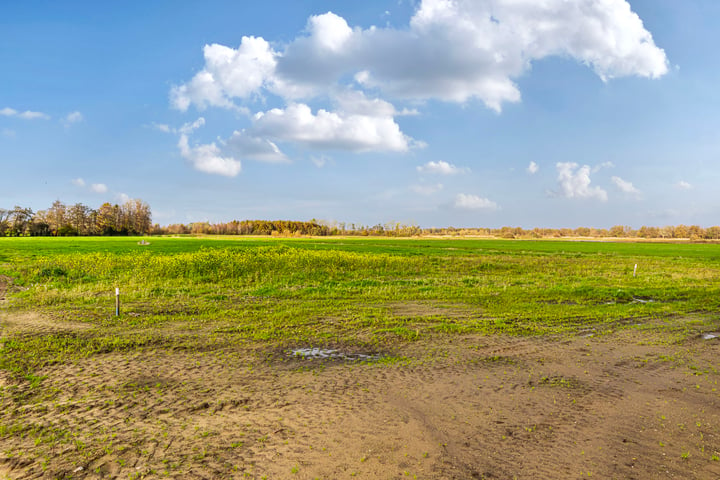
[72,178,111,194]
[1,107,50,120]
[178,134,241,177]
[150,122,172,133]
[64,111,83,125]
[1,128,15,138]
[252,102,414,152]
[677,180,693,190]
[117,193,131,204]
[417,160,467,175]
[179,117,206,135]
[592,161,615,173]
[526,161,539,174]
[454,193,499,210]
[170,1,668,169]
[556,162,608,201]
[611,176,640,196]
[410,183,444,195]
[171,36,277,111]
[307,11,353,53]
[176,117,242,176]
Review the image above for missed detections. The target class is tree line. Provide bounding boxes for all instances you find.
[3,201,720,240]
[0,199,152,236]
[154,220,720,240]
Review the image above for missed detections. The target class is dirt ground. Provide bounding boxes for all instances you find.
[1,307,719,479]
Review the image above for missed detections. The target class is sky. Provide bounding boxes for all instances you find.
[1,0,719,229]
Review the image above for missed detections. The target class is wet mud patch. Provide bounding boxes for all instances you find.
[287,347,382,362]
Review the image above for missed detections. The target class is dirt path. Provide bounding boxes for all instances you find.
[0,312,719,479]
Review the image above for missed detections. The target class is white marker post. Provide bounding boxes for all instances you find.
[115,287,120,316]
[633,264,638,277]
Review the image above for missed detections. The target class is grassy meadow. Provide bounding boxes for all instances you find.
[1,235,720,379]
[2,236,720,479]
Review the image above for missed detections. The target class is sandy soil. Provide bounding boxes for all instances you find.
[1,306,719,479]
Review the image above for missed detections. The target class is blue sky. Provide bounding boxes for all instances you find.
[1,0,719,229]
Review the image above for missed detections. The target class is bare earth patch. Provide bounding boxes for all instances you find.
[0,313,719,479]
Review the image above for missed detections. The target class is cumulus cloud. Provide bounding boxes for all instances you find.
[174,1,667,110]
[251,102,414,152]
[1,107,50,120]
[90,183,108,194]
[526,161,539,174]
[556,162,608,201]
[677,180,693,190]
[454,193,499,210]
[176,116,241,176]
[611,176,640,196]
[71,178,86,187]
[417,160,467,175]
[170,0,668,172]
[171,36,277,111]
[178,134,241,177]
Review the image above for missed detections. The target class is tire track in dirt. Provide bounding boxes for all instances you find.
[1,326,720,479]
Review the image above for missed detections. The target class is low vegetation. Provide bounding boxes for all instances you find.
[1,236,719,478]
[1,236,719,378]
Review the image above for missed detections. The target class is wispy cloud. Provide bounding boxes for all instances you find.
[676,180,693,190]
[1,107,50,120]
[72,178,109,195]
[90,183,108,194]
[410,183,443,195]
[63,111,83,126]
[417,161,468,175]
[592,161,615,173]
[454,193,499,211]
[611,176,640,197]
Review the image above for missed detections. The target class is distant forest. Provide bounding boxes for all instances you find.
[2,201,720,240]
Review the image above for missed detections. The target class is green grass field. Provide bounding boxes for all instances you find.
[2,236,719,369]
[1,235,720,378]
[2,236,720,479]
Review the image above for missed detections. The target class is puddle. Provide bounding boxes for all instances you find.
[702,333,718,340]
[631,297,654,304]
[602,297,656,305]
[288,348,381,361]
